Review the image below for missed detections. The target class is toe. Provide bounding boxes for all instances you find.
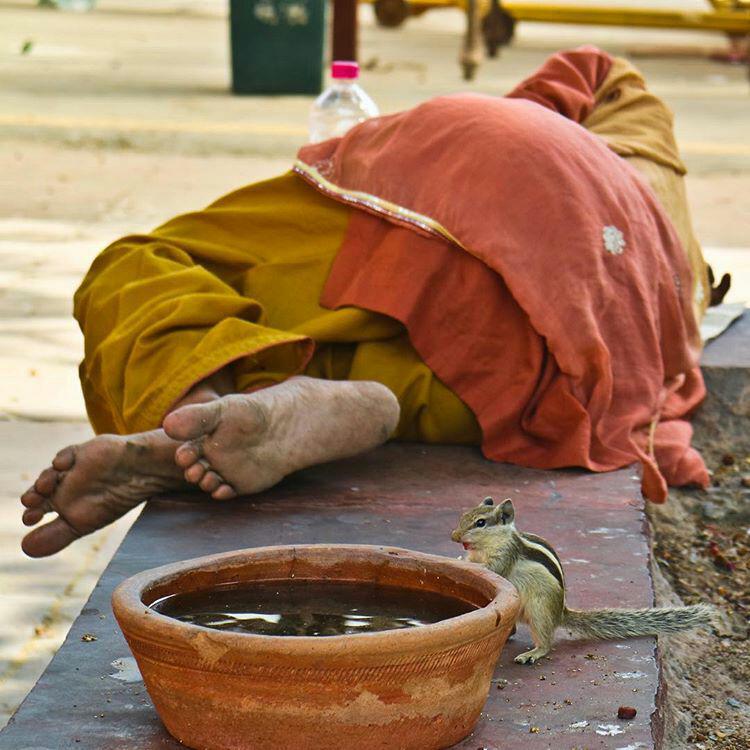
[22,516,81,558]
[23,508,45,526]
[199,471,223,494]
[21,488,46,508]
[184,460,209,484]
[52,445,76,472]
[212,483,237,500]
[175,440,202,469]
[163,400,223,442]
[34,468,59,496]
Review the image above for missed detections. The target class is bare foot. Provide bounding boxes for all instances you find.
[20,430,185,558]
[162,377,400,499]
[19,371,235,558]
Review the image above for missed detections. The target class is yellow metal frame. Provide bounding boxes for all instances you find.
[499,3,750,34]
[371,0,750,34]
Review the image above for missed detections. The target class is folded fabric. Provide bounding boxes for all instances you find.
[295,47,708,501]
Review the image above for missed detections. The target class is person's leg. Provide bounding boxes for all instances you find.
[20,369,230,557]
[20,429,184,558]
[20,173,403,557]
[21,373,399,557]
[74,173,344,437]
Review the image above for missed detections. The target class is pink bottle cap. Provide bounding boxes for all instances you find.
[331,61,359,79]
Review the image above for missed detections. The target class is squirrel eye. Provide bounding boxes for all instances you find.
[475,518,486,528]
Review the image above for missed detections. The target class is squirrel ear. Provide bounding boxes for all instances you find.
[499,499,515,524]
[482,497,494,507]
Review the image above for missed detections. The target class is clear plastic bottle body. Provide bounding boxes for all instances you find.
[309,68,379,144]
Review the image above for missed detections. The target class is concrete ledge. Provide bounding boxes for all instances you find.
[0,445,657,749]
[695,310,749,461]
[701,309,750,370]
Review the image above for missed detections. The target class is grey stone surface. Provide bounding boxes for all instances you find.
[695,311,750,467]
[0,448,658,750]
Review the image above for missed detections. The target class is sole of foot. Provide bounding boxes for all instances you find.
[163,377,400,500]
[20,430,184,557]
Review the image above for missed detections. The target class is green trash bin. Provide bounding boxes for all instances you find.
[230,0,327,95]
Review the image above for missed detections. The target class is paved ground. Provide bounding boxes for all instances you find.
[0,0,748,730]
[0,446,662,750]
[0,422,137,725]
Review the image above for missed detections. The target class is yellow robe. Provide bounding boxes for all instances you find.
[74,173,481,441]
[74,57,707,440]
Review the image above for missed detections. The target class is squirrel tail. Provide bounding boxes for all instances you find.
[562,604,715,640]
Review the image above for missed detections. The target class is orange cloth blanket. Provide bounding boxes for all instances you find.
[295,47,708,502]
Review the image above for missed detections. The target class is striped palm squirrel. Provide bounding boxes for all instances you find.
[451,497,714,664]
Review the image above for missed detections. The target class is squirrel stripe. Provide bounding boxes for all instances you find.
[520,533,565,588]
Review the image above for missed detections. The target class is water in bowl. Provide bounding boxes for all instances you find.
[150,580,477,636]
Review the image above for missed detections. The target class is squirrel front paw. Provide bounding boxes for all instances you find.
[514,648,548,664]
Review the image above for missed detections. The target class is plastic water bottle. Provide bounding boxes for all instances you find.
[309,61,379,143]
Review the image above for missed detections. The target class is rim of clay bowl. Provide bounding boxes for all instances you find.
[112,544,519,667]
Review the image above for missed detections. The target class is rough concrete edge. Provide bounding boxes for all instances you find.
[647,304,750,749]
[648,540,692,750]
[644,486,717,750]
[642,508,671,750]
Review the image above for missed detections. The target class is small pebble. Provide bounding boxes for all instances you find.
[726,697,742,709]
[81,633,97,642]
[721,454,735,466]
[529,726,540,733]
[617,706,637,720]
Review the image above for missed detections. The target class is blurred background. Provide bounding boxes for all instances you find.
[0,0,748,728]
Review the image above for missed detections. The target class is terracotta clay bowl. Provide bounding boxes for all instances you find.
[112,544,519,750]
